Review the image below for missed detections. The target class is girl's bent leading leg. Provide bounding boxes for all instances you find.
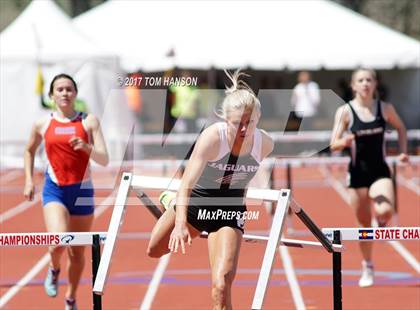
[147,208,177,258]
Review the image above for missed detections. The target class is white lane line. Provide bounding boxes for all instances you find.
[279,244,306,310]
[0,192,115,308]
[140,254,171,310]
[320,167,420,274]
[387,241,420,273]
[0,193,41,224]
[0,254,50,308]
[0,170,22,184]
[397,175,420,195]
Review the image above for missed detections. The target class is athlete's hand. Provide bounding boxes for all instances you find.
[23,181,35,201]
[341,134,355,148]
[169,222,192,254]
[398,153,409,164]
[69,136,92,153]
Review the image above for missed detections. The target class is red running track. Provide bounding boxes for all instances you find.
[0,165,419,309]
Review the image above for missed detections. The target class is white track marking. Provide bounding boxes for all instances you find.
[279,245,306,310]
[397,175,420,195]
[0,193,41,224]
[0,254,50,308]
[0,170,22,184]
[139,254,171,310]
[387,241,420,273]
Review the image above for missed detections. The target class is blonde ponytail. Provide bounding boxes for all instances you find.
[216,69,261,119]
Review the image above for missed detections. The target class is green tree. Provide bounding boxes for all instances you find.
[333,0,420,40]
[0,0,107,32]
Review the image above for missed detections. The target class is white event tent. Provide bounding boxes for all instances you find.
[73,0,419,128]
[73,0,420,71]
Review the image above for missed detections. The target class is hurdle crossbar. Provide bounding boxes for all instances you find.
[322,227,420,241]
[0,232,104,310]
[0,232,107,247]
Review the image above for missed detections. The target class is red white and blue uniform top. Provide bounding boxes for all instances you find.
[42,112,91,186]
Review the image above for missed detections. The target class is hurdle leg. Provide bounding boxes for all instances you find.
[290,200,334,253]
[391,161,399,226]
[285,162,294,232]
[136,190,163,219]
[269,161,276,216]
[93,172,132,295]
[251,189,291,310]
[92,234,102,310]
[332,230,342,310]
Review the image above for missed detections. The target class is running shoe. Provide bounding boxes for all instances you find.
[358,260,374,287]
[65,298,77,310]
[44,267,60,297]
[159,191,176,210]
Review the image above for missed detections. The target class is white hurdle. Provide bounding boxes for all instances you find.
[0,232,104,310]
[93,173,342,310]
[0,232,106,247]
[93,173,132,295]
[322,227,420,241]
[320,226,420,310]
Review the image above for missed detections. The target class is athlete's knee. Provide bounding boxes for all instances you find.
[49,245,66,256]
[146,244,168,258]
[68,247,85,264]
[376,209,393,226]
[375,201,393,215]
[146,246,161,258]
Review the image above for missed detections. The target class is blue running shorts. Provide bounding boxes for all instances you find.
[42,173,94,215]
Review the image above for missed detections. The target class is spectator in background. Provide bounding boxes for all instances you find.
[170,70,198,133]
[124,72,143,116]
[290,71,320,131]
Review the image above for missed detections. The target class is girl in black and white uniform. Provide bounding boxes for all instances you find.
[147,70,274,309]
[330,68,408,288]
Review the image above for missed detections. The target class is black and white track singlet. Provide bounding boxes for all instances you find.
[186,122,263,233]
[347,100,390,188]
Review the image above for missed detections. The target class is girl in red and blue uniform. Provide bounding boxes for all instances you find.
[24,74,109,310]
